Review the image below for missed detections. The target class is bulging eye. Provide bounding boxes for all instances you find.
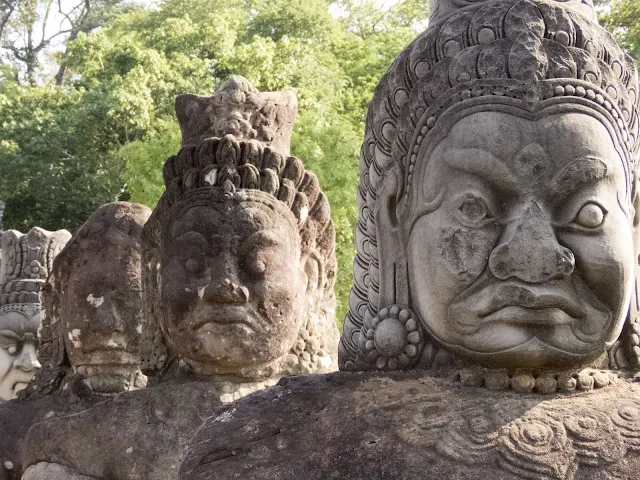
[457,193,493,226]
[7,345,17,355]
[573,202,606,229]
[184,258,204,274]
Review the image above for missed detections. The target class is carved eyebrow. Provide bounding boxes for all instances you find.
[241,230,282,252]
[0,330,21,341]
[443,148,520,193]
[546,157,610,203]
[172,231,209,249]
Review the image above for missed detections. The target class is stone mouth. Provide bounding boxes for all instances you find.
[454,281,587,332]
[192,305,254,330]
[476,283,583,320]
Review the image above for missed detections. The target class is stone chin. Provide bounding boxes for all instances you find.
[431,332,610,370]
[168,311,297,374]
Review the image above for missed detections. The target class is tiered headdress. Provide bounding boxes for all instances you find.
[0,228,71,336]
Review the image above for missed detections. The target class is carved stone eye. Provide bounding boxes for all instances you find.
[574,202,605,228]
[458,194,491,225]
[248,259,266,275]
[7,345,17,355]
[185,258,204,273]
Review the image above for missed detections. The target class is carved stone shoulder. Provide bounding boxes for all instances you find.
[180,373,640,480]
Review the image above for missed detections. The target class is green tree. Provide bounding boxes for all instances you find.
[601,0,640,60]
[0,0,430,328]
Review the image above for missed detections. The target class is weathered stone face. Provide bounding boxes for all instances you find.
[408,111,634,368]
[60,224,145,374]
[141,77,338,380]
[30,202,151,396]
[0,228,70,400]
[339,0,640,376]
[0,316,39,401]
[160,196,306,373]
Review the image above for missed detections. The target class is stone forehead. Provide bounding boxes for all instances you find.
[168,188,299,235]
[440,111,616,157]
[363,0,639,185]
[0,306,42,336]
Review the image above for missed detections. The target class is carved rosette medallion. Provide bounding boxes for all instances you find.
[356,305,423,370]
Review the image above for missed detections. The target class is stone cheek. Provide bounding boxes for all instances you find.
[436,226,497,284]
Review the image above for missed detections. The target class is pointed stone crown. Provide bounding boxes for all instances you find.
[0,228,71,285]
[175,76,298,157]
[430,0,598,24]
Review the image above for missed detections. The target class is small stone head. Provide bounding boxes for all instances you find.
[141,79,338,380]
[341,0,640,374]
[0,227,70,400]
[36,202,151,394]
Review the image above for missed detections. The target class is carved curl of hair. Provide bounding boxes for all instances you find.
[140,134,338,379]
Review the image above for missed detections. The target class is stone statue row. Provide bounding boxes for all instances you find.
[1,0,640,478]
[0,76,340,479]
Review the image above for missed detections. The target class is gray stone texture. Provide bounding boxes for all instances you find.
[181,372,640,480]
[22,201,151,398]
[183,0,640,478]
[340,0,640,375]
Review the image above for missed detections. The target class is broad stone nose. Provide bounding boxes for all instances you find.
[488,202,575,283]
[203,253,249,304]
[203,278,249,304]
[13,342,40,372]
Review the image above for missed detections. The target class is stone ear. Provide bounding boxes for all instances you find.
[140,247,169,376]
[374,168,409,308]
[303,252,323,296]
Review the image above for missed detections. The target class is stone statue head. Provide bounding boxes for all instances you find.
[26,203,151,396]
[140,77,338,381]
[0,227,70,400]
[340,0,640,383]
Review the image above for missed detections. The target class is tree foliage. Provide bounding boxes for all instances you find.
[0,0,427,327]
[600,0,640,60]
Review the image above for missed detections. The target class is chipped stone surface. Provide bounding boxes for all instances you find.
[20,379,272,480]
[340,0,640,379]
[181,372,640,480]
[21,202,151,398]
[0,380,102,480]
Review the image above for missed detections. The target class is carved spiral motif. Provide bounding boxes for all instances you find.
[358,305,423,370]
[437,407,501,464]
[498,418,577,479]
[562,409,626,466]
[423,390,640,477]
[610,400,640,451]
